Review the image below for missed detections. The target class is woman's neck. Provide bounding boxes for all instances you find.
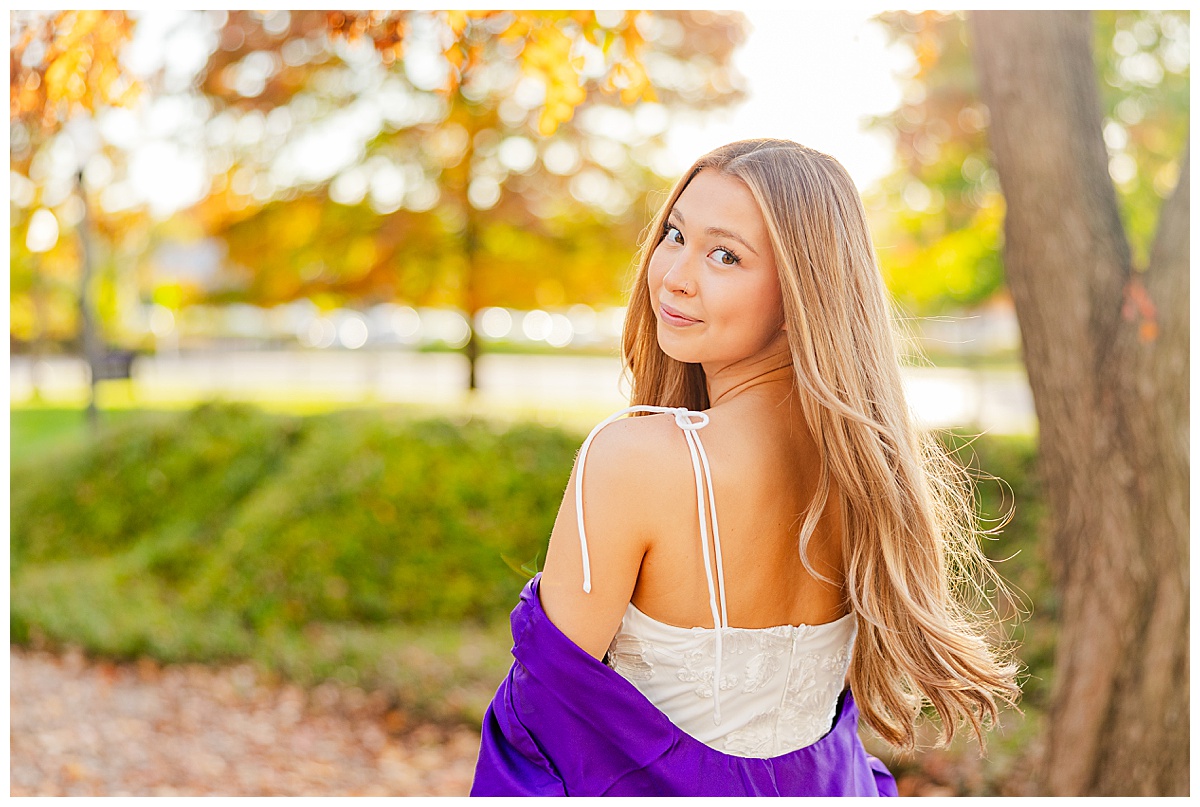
[703,329,796,409]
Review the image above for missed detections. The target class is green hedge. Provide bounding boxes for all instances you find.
[181,410,575,627]
[12,403,303,570]
[13,402,575,626]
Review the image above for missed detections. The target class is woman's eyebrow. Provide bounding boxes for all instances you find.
[668,208,760,257]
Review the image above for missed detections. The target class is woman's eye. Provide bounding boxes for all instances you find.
[664,225,683,244]
[712,248,739,266]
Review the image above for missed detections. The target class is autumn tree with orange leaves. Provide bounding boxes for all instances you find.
[12,10,749,394]
[11,10,146,410]
[192,10,746,388]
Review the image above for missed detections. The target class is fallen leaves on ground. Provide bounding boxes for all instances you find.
[9,645,481,796]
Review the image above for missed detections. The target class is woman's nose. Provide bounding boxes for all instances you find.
[662,257,697,296]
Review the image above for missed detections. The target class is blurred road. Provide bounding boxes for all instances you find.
[10,350,1035,434]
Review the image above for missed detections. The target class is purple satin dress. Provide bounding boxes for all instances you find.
[470,573,897,797]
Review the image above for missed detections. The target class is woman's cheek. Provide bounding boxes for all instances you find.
[646,249,667,294]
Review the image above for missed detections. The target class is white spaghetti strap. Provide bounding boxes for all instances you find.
[679,425,727,724]
[689,429,729,628]
[574,404,728,725]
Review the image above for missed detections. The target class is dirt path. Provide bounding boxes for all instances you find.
[9,646,482,796]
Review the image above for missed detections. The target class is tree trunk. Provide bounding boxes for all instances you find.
[464,207,480,392]
[968,11,1188,796]
[457,92,483,394]
[76,169,103,428]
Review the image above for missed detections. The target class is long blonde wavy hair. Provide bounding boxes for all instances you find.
[620,138,1021,751]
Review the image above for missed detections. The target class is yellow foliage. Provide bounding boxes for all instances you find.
[152,283,185,310]
[282,202,322,248]
[466,42,484,75]
[37,238,82,280]
[499,16,530,44]
[11,10,142,133]
[10,297,36,342]
[445,10,469,37]
[321,10,677,137]
[262,268,301,301]
[536,109,559,137]
[534,278,566,307]
[344,237,379,280]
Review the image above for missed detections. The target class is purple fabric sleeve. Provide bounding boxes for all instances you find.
[470,573,898,797]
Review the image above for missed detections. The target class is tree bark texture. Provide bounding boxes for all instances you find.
[969,11,1188,796]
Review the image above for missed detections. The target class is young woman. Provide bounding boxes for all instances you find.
[471,139,1020,796]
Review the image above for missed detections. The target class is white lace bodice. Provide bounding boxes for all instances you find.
[573,405,858,759]
[603,602,856,757]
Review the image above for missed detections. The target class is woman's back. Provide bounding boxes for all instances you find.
[627,393,847,631]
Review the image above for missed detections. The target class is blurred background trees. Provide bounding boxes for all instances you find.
[11,10,747,389]
[865,10,1189,315]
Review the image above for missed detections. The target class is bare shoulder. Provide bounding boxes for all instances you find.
[571,411,692,541]
[583,411,688,470]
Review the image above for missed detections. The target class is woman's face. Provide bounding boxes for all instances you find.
[647,169,784,367]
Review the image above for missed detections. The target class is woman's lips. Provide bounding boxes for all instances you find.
[660,303,701,326]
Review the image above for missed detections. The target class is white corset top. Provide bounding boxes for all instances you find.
[574,405,859,759]
[604,603,857,757]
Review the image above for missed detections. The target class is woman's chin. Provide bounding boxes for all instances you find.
[657,333,703,364]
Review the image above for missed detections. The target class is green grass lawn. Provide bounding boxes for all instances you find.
[10,384,619,467]
[11,408,134,466]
